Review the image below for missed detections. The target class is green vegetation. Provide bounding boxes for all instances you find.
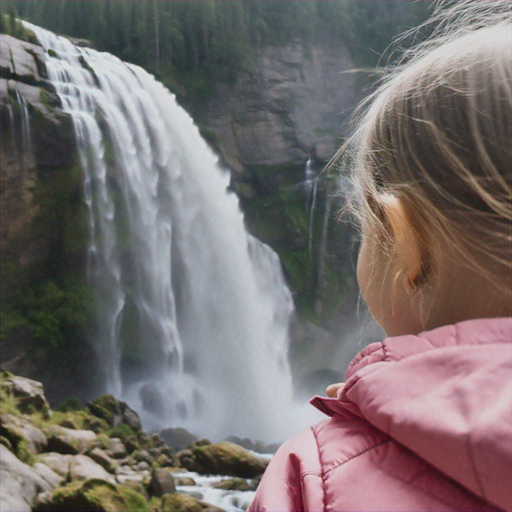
[43,478,150,512]
[0,2,38,44]
[4,0,431,110]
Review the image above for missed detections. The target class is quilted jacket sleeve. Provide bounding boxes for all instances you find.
[248,425,325,512]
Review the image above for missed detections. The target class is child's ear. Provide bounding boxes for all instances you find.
[378,194,426,292]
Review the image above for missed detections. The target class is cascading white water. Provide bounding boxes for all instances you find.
[27,22,320,442]
[304,155,319,257]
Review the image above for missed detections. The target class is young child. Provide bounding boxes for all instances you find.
[249,2,511,511]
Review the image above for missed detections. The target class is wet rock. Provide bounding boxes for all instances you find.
[175,476,196,486]
[212,477,256,491]
[87,394,119,426]
[68,455,116,484]
[86,394,142,432]
[161,493,224,512]
[177,441,268,478]
[149,467,176,497]
[0,34,47,85]
[119,401,142,431]
[0,445,51,512]
[160,427,198,451]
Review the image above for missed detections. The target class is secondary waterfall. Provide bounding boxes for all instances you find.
[28,23,320,442]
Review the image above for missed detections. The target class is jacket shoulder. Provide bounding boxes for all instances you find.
[248,423,324,512]
[249,416,388,512]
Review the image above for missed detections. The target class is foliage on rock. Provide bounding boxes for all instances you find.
[178,441,268,478]
[34,478,149,512]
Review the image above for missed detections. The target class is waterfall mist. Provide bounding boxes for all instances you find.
[28,23,321,443]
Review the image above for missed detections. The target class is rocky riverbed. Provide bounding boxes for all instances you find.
[0,371,272,511]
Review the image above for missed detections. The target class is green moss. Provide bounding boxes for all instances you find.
[55,396,83,412]
[0,13,39,45]
[16,438,37,465]
[0,381,21,417]
[108,423,135,440]
[41,479,150,512]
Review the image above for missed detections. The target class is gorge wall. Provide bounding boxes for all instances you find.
[195,41,357,172]
[1,32,100,402]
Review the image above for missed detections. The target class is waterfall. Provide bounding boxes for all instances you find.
[27,23,320,442]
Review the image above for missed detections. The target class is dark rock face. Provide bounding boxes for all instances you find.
[197,42,357,173]
[1,33,101,405]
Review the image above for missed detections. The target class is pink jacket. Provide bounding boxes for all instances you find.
[249,318,512,512]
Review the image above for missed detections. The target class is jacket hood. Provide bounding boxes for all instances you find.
[311,318,512,511]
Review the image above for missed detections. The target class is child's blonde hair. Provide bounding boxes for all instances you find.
[338,0,511,298]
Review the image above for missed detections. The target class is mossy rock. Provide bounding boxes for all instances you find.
[87,395,119,426]
[161,493,223,512]
[178,441,268,478]
[212,477,255,491]
[34,478,150,512]
[84,415,110,434]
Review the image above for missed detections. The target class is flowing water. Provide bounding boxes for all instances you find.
[27,23,320,442]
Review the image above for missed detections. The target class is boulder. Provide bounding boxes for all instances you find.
[212,477,256,492]
[160,427,197,451]
[1,375,50,417]
[87,395,119,426]
[33,462,63,488]
[134,461,150,471]
[32,478,150,512]
[119,401,142,432]
[175,476,196,486]
[177,441,268,478]
[115,466,149,486]
[133,449,152,464]
[68,455,116,484]
[46,426,96,455]
[1,413,47,454]
[148,467,176,497]
[86,447,118,474]
[106,438,127,459]
[0,34,47,85]
[83,415,109,433]
[0,444,51,512]
[161,493,224,512]
[38,453,74,477]
[86,394,142,430]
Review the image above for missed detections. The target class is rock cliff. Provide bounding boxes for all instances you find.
[194,41,358,173]
[1,33,98,403]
